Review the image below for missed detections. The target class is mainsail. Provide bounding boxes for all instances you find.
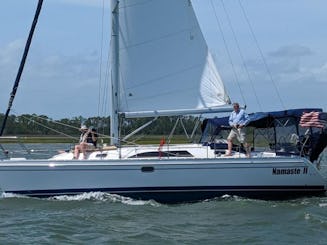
[117,0,231,118]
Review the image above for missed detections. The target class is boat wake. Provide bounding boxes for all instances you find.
[0,191,161,206]
[0,192,28,199]
[205,194,254,202]
[50,192,162,206]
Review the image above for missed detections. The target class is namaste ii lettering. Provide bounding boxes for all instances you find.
[272,168,308,175]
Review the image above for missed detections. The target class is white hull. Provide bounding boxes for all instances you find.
[1,153,326,203]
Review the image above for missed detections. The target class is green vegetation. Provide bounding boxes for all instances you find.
[0,113,201,144]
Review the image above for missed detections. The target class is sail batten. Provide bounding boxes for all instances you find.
[118,0,231,118]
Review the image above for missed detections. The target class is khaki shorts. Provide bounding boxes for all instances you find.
[227,128,246,143]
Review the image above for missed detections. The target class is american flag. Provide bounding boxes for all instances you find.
[299,111,326,128]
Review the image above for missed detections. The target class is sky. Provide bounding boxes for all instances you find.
[0,0,326,119]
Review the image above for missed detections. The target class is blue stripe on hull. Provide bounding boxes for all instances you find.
[9,185,326,204]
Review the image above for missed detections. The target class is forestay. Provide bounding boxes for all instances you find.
[118,0,231,118]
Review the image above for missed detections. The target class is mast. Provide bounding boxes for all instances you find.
[110,0,120,145]
[0,0,44,136]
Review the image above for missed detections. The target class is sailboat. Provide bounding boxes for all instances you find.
[0,0,326,203]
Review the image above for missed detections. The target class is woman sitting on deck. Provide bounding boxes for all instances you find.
[74,125,98,159]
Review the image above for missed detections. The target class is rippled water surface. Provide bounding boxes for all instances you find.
[0,144,327,244]
[1,193,327,244]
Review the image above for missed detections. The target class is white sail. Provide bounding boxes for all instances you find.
[118,0,231,118]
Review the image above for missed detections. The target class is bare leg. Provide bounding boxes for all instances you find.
[244,142,250,157]
[74,145,80,159]
[81,143,88,159]
[226,139,233,156]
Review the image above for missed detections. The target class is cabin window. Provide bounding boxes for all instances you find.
[128,151,193,158]
[96,153,108,158]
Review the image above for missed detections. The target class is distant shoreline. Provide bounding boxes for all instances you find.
[0,136,78,144]
[0,135,190,144]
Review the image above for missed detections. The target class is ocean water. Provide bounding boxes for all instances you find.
[0,144,327,244]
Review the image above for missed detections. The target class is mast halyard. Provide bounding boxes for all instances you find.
[110,0,120,146]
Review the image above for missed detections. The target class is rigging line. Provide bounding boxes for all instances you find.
[238,0,286,110]
[0,0,44,137]
[11,110,80,131]
[103,46,111,112]
[98,38,111,137]
[11,110,93,138]
[17,114,77,140]
[97,0,106,121]
[16,112,111,140]
[190,115,201,141]
[100,69,109,136]
[209,0,246,105]
[100,47,111,118]
[179,117,190,139]
[168,118,180,145]
[102,78,110,136]
[122,117,158,141]
[97,0,111,137]
[220,0,262,111]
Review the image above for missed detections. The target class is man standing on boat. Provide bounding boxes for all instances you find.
[226,103,250,157]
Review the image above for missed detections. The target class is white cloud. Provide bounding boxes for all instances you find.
[0,39,110,119]
[0,40,25,110]
[0,39,24,66]
[218,45,327,112]
[311,62,327,83]
[268,45,314,58]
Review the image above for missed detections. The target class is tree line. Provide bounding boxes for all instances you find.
[0,113,202,138]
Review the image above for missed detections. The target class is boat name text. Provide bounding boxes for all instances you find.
[272,167,308,175]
